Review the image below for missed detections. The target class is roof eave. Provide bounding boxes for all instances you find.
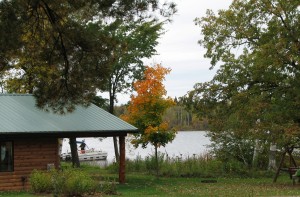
[0,129,139,139]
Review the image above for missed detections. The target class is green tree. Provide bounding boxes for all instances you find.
[190,0,300,167]
[101,20,163,162]
[0,0,176,113]
[122,64,176,176]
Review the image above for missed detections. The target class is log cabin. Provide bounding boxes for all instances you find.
[0,94,138,191]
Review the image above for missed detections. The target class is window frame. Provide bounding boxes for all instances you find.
[0,141,14,172]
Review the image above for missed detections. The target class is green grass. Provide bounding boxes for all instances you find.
[0,192,40,197]
[115,173,300,197]
[2,163,300,196]
[81,164,300,196]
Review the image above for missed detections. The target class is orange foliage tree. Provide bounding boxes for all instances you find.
[122,64,176,174]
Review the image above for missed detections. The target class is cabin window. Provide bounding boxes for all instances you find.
[0,141,13,172]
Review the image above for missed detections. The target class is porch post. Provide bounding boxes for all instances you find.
[119,135,126,184]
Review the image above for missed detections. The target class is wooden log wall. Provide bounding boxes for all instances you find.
[0,137,59,191]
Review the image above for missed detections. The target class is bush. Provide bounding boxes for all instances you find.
[51,169,67,196]
[64,170,97,196]
[30,170,52,193]
[30,169,97,196]
[99,178,117,195]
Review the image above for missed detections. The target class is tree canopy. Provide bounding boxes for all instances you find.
[104,20,163,113]
[0,0,176,113]
[190,0,300,148]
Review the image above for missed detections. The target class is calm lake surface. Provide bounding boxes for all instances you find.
[61,131,211,163]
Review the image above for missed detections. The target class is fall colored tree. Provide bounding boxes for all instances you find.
[122,64,176,176]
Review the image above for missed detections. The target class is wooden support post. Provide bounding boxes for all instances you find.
[119,135,126,184]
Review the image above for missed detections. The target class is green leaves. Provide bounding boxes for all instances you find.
[191,0,300,149]
[0,0,176,113]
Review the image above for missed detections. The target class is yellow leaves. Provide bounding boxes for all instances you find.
[144,122,169,135]
[158,122,169,131]
[145,126,157,135]
[133,64,171,98]
[122,64,174,127]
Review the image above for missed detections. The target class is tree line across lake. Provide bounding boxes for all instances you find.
[113,98,209,131]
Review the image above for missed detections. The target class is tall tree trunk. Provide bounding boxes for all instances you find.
[113,137,119,162]
[268,143,277,170]
[252,139,260,168]
[155,144,159,177]
[109,88,120,162]
[119,135,126,184]
[69,137,80,168]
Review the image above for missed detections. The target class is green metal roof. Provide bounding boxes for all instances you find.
[0,94,137,135]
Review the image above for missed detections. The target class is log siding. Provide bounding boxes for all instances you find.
[0,137,59,191]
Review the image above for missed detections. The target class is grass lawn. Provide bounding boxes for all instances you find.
[115,173,300,197]
[2,167,300,197]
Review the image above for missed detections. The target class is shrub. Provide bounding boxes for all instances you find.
[30,170,52,193]
[63,170,97,196]
[30,169,98,196]
[50,169,66,196]
[100,178,117,195]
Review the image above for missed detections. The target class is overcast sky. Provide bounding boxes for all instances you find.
[116,0,232,104]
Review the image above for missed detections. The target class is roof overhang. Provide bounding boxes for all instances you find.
[0,94,138,137]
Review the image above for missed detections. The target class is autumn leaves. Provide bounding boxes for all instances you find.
[122,64,176,149]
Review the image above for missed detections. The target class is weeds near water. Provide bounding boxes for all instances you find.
[106,152,272,178]
[159,153,224,177]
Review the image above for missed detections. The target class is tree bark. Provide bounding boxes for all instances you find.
[119,135,126,184]
[113,136,120,162]
[69,137,80,168]
[268,143,277,171]
[109,88,120,162]
[252,139,260,168]
[155,144,159,177]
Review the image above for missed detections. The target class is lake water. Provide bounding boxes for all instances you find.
[61,131,211,163]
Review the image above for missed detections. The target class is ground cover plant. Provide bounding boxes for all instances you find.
[30,169,97,196]
[29,166,116,197]
[2,160,300,196]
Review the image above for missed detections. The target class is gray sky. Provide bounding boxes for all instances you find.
[117,0,232,104]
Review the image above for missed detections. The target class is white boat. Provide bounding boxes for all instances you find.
[61,149,108,161]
